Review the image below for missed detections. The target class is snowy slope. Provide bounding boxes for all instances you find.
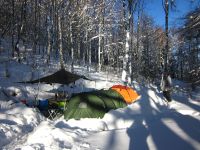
[0,59,200,150]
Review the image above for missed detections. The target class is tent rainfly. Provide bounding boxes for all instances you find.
[64,85,140,120]
[111,85,141,104]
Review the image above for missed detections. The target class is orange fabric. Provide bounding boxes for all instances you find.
[111,85,140,104]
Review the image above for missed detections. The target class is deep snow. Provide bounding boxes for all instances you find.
[0,54,200,150]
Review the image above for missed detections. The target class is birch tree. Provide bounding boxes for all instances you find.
[162,0,176,73]
[12,0,15,57]
[121,0,137,85]
[58,14,64,69]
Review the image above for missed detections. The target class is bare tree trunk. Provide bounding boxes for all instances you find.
[86,29,90,71]
[23,0,27,59]
[52,0,56,56]
[33,0,38,54]
[98,24,102,72]
[98,0,105,72]
[70,21,74,72]
[77,30,81,61]
[47,16,51,64]
[46,1,54,63]
[164,0,169,72]
[12,0,15,57]
[135,1,144,78]
[38,0,41,54]
[83,29,87,65]
[89,40,92,71]
[122,0,132,85]
[58,15,64,69]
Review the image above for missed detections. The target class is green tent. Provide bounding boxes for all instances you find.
[64,89,127,120]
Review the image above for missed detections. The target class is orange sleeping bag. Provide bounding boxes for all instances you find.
[111,85,141,104]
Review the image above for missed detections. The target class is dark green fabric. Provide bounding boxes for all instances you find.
[64,89,127,120]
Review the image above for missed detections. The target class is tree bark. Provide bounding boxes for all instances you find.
[58,15,64,69]
[164,0,169,72]
[12,0,15,57]
[47,16,51,64]
[122,0,132,85]
[98,24,102,72]
[70,21,74,72]
[33,0,38,54]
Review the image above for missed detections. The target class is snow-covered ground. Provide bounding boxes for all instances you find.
[0,55,200,150]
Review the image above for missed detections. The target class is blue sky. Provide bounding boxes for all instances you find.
[145,0,200,28]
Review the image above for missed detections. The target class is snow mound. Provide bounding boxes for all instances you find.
[0,103,43,148]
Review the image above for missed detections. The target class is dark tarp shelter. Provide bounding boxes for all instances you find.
[20,69,90,85]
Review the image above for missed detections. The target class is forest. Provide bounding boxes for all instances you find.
[0,0,200,86]
[1,1,200,149]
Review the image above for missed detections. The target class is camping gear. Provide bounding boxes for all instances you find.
[37,98,66,110]
[19,69,90,85]
[57,101,65,108]
[111,85,140,104]
[38,99,66,120]
[38,99,49,110]
[64,89,127,120]
[20,99,27,105]
[28,85,140,120]
[20,99,38,107]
